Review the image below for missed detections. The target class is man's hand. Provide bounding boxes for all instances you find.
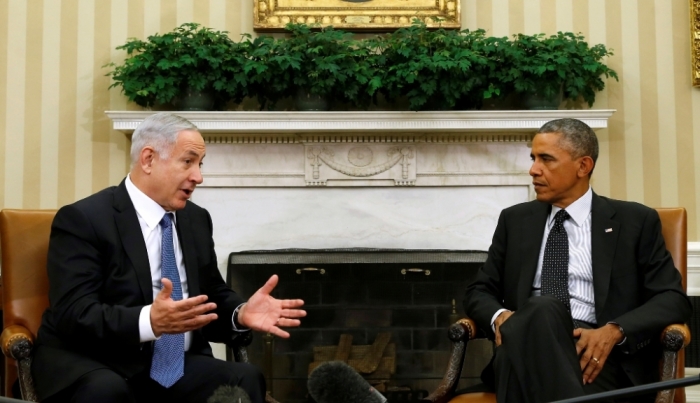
[574,323,625,384]
[494,310,513,346]
[151,278,218,336]
[238,274,306,339]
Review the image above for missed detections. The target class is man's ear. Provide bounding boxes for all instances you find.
[139,147,156,174]
[578,156,594,178]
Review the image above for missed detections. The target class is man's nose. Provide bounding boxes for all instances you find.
[191,167,203,184]
[529,161,540,177]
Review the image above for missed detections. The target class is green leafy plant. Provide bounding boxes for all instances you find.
[235,34,294,110]
[504,32,618,107]
[275,23,377,109]
[105,23,244,109]
[371,20,491,111]
[106,21,618,111]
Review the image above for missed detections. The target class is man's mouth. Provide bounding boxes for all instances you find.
[181,189,193,197]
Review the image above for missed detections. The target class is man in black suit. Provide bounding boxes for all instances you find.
[32,113,306,403]
[464,118,691,403]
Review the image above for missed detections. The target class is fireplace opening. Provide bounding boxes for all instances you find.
[226,249,492,403]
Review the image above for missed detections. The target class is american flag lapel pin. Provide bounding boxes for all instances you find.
[605,228,613,233]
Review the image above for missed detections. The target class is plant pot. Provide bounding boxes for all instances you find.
[173,89,215,111]
[295,89,329,111]
[521,87,563,110]
[480,91,519,110]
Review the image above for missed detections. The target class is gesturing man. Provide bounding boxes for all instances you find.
[32,113,306,403]
[464,118,691,403]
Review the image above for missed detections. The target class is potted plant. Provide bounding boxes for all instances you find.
[504,32,618,109]
[271,23,376,111]
[233,34,294,110]
[370,20,491,111]
[105,23,245,110]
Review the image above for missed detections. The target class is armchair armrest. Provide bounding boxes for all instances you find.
[224,330,253,363]
[1,324,34,361]
[1,325,38,401]
[656,323,691,403]
[423,318,479,403]
[660,323,691,352]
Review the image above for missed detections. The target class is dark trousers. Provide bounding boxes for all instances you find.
[42,353,266,403]
[490,296,652,403]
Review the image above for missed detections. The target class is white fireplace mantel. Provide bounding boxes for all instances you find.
[108,110,616,190]
[106,109,615,135]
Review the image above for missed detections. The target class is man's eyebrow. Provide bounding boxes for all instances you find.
[183,150,203,158]
[531,151,555,159]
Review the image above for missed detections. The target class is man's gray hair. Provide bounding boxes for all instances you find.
[130,113,199,167]
[537,118,599,165]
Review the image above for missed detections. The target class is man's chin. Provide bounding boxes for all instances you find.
[534,192,551,203]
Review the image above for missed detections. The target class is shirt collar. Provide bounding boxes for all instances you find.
[549,186,592,227]
[125,175,174,230]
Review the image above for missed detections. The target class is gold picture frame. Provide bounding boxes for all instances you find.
[253,0,461,32]
[693,0,700,86]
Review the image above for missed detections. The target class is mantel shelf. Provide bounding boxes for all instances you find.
[106,110,615,136]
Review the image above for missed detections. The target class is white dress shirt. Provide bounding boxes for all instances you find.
[125,175,194,350]
[532,187,596,324]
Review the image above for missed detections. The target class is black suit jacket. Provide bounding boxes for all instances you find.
[32,180,245,399]
[464,193,692,385]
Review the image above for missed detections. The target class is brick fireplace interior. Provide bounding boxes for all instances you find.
[226,249,493,403]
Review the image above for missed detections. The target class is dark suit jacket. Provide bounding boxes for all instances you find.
[464,193,692,386]
[32,180,245,399]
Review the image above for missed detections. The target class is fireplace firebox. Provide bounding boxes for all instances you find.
[226,249,493,403]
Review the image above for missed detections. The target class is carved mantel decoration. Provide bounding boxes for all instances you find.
[306,145,416,186]
[692,0,700,87]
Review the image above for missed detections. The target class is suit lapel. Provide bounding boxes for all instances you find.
[590,193,619,314]
[516,201,550,307]
[175,208,201,296]
[114,180,154,304]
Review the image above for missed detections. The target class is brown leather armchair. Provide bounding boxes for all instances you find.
[0,209,54,400]
[425,207,692,403]
[0,209,257,401]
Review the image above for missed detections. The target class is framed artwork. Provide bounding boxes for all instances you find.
[693,0,700,87]
[253,0,461,31]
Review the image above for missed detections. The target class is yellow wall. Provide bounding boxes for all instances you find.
[1,0,700,239]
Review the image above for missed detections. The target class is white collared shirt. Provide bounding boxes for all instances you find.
[490,187,596,329]
[125,175,193,350]
[532,187,596,324]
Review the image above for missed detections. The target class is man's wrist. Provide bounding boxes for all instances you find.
[606,321,626,345]
[232,303,248,331]
[490,308,511,332]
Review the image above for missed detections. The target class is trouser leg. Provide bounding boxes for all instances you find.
[494,296,586,403]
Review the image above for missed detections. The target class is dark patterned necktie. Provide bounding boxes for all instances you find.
[541,209,571,310]
[150,213,185,388]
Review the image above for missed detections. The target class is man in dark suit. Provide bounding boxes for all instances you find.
[464,118,691,403]
[31,113,306,403]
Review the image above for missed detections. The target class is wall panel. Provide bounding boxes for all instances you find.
[0,0,698,239]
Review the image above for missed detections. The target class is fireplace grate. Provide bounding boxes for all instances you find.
[226,248,491,403]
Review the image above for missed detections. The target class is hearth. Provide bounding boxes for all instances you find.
[226,249,493,403]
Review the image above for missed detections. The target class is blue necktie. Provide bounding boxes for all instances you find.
[150,213,185,388]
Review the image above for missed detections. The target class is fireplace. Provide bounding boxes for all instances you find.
[106,109,615,397]
[226,248,492,403]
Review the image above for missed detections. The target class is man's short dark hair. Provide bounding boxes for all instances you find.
[537,118,599,165]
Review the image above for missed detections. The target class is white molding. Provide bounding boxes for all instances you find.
[688,242,700,296]
[105,110,616,136]
[685,368,700,402]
